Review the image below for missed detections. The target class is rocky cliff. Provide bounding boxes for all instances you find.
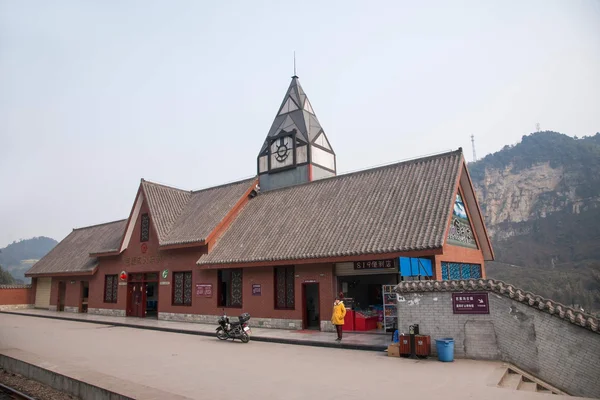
[468,131,600,313]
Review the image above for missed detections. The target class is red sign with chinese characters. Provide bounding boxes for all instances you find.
[354,259,395,270]
[196,284,212,298]
[452,292,489,314]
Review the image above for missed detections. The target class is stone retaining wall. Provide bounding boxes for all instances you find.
[158,312,302,330]
[88,308,126,317]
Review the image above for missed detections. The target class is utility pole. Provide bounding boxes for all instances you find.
[536,123,541,132]
[470,134,477,162]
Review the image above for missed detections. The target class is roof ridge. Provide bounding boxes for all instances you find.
[258,148,463,196]
[73,219,127,231]
[141,179,190,193]
[190,176,256,194]
[396,279,599,334]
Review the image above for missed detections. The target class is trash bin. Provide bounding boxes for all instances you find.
[435,338,454,362]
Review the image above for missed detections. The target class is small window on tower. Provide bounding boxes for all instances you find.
[141,213,150,242]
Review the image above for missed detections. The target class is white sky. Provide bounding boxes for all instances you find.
[1,0,599,247]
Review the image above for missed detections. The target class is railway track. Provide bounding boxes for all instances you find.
[0,382,36,400]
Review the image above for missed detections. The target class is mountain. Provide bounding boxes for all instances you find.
[0,237,58,283]
[469,131,600,314]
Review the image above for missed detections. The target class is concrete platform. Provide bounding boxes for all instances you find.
[0,309,389,351]
[0,313,588,400]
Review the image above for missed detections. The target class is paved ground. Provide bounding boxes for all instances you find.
[0,313,581,400]
[0,309,389,350]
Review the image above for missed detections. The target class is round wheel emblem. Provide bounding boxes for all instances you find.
[141,243,148,253]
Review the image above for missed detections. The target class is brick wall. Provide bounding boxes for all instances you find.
[396,283,600,398]
[0,285,32,310]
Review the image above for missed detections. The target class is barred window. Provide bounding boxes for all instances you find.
[173,271,192,306]
[441,262,482,280]
[275,266,295,309]
[104,275,118,303]
[218,269,243,307]
[140,213,150,242]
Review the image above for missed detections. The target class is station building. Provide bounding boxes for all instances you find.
[26,76,494,332]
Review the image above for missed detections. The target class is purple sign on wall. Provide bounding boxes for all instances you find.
[252,284,261,296]
[452,292,489,314]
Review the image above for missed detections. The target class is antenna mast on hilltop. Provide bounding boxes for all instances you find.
[536,122,541,132]
[470,134,477,162]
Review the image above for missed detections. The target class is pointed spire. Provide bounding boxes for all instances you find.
[260,76,327,155]
[257,76,336,191]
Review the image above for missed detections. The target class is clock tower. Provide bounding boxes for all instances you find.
[257,76,336,191]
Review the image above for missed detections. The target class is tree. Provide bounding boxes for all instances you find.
[0,264,15,285]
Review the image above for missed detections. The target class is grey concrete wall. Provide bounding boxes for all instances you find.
[397,291,600,398]
[0,304,33,311]
[259,165,309,191]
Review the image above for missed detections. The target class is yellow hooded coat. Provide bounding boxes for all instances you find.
[331,301,346,325]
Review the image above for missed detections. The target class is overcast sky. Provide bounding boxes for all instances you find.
[1,0,599,247]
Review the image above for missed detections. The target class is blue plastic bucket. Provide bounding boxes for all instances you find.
[435,338,455,362]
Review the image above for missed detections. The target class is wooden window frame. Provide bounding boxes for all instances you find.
[103,274,118,303]
[217,269,243,308]
[172,271,193,306]
[140,213,150,242]
[274,266,295,310]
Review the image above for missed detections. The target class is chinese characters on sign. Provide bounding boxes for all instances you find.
[252,284,261,296]
[124,255,164,266]
[354,259,394,270]
[452,292,489,314]
[196,284,212,298]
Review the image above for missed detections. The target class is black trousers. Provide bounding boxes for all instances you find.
[335,324,343,339]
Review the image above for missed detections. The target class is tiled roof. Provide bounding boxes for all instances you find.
[141,181,191,244]
[161,178,256,246]
[198,150,463,266]
[25,220,127,276]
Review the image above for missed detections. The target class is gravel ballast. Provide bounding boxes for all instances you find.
[0,368,80,400]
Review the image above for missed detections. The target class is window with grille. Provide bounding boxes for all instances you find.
[140,213,150,242]
[173,271,192,306]
[441,262,482,280]
[275,266,295,309]
[104,275,118,303]
[218,269,243,307]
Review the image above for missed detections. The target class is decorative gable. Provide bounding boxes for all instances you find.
[447,191,478,248]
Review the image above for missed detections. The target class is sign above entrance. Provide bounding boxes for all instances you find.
[124,255,164,266]
[354,259,394,270]
[452,292,489,314]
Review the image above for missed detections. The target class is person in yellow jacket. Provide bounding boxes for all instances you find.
[331,297,346,341]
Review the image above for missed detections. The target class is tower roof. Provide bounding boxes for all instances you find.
[259,76,330,155]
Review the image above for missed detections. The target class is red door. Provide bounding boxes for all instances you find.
[127,283,145,317]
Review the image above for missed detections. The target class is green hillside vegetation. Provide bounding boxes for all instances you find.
[0,237,57,283]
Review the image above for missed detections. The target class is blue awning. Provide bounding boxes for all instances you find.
[400,257,433,277]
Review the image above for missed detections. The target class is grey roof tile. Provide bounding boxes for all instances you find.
[161,178,257,246]
[26,220,127,276]
[198,150,463,265]
[142,181,191,243]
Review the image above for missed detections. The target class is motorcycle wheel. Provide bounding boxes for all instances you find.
[241,332,250,343]
[216,328,228,340]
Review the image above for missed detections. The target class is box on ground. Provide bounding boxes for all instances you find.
[387,343,400,357]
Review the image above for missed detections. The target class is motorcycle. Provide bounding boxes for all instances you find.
[216,310,252,343]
